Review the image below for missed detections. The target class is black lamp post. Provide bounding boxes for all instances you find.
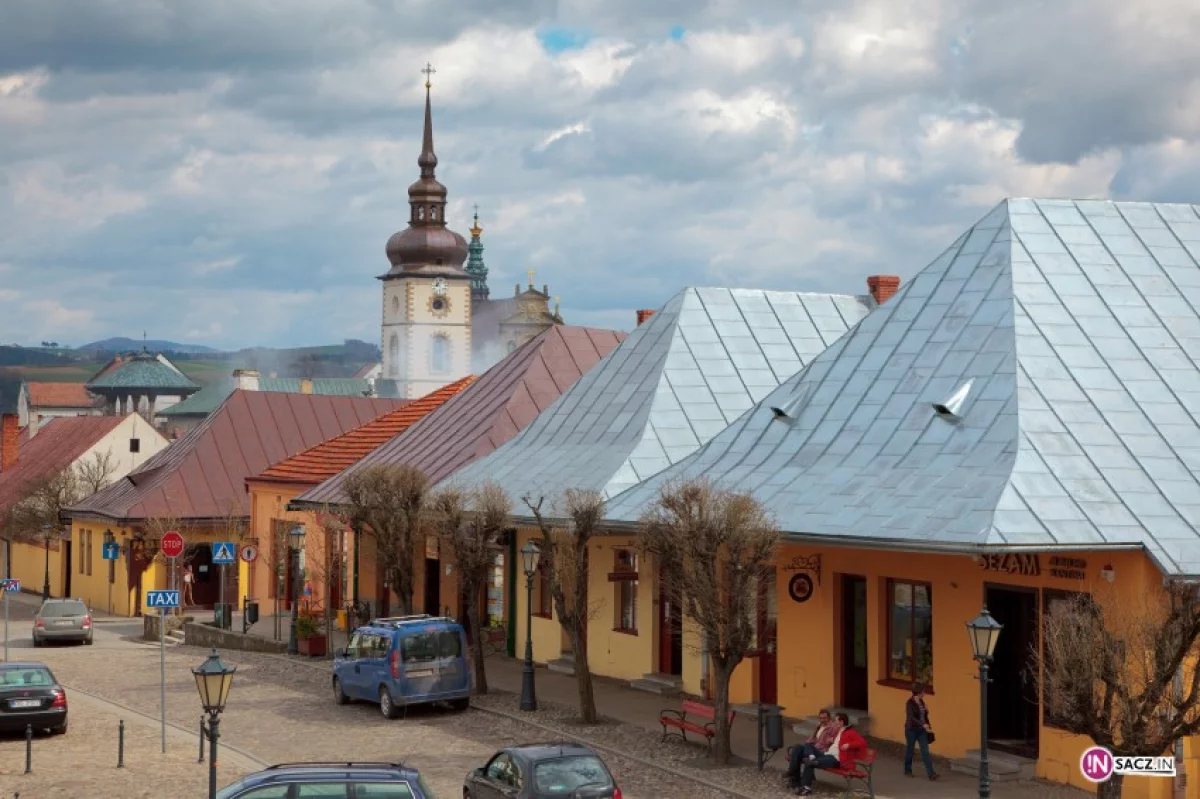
[193,648,236,799]
[287,524,306,656]
[966,606,1003,799]
[41,524,53,600]
[519,540,540,712]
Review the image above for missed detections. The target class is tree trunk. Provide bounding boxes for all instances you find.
[710,657,735,766]
[324,534,335,646]
[465,583,488,694]
[571,625,598,723]
[1097,773,1123,799]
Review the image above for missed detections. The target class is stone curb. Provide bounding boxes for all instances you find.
[60,681,271,769]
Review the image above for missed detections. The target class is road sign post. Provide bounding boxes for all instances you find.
[146,590,180,754]
[102,541,119,615]
[212,543,235,630]
[1,579,19,662]
[161,532,185,615]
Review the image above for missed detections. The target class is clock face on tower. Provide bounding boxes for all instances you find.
[432,278,448,297]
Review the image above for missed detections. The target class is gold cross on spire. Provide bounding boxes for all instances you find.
[422,62,436,88]
[527,270,535,287]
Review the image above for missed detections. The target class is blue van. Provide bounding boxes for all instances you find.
[333,615,471,718]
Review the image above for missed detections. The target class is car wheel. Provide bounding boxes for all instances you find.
[379,686,399,719]
[52,722,67,735]
[85,635,93,646]
[450,697,470,712]
[32,637,41,647]
[333,677,348,705]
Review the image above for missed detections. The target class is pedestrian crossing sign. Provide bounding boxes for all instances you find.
[212,542,236,564]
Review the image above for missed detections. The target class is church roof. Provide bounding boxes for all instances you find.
[66,390,405,523]
[86,350,199,393]
[293,325,624,508]
[444,286,874,511]
[158,377,374,418]
[604,199,1200,577]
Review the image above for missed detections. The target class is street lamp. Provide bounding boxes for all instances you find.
[966,606,1003,799]
[193,648,236,799]
[41,524,53,600]
[519,540,540,712]
[287,524,306,656]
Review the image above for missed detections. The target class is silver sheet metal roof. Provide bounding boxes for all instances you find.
[605,199,1200,577]
[442,286,874,510]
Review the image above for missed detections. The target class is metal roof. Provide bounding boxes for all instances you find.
[605,199,1200,577]
[0,415,125,515]
[293,325,624,507]
[85,351,200,392]
[444,286,873,510]
[158,378,374,417]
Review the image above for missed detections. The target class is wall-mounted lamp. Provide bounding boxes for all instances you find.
[1099,564,1115,583]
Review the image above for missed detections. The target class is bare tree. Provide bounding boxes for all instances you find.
[429,483,510,695]
[524,489,605,724]
[75,450,119,494]
[639,478,780,765]
[343,464,428,616]
[311,510,348,645]
[4,453,120,544]
[1038,585,1200,799]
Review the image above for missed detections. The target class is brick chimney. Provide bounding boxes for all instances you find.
[636,309,656,326]
[867,275,901,305]
[300,378,313,395]
[232,369,260,391]
[1,413,18,471]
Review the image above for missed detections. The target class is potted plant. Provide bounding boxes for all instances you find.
[296,613,327,657]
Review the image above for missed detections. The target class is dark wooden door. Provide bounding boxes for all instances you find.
[759,570,778,703]
[659,581,682,676]
[986,586,1039,757]
[841,576,869,711]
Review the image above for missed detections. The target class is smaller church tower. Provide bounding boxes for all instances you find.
[377,64,473,400]
[465,209,490,303]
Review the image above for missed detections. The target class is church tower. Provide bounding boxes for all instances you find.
[465,209,490,303]
[378,65,473,399]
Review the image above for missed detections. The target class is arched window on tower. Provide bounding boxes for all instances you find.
[416,206,425,221]
[389,334,400,377]
[430,205,438,221]
[431,335,450,374]
[391,295,399,316]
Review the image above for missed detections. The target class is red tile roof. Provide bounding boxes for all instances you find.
[64,391,406,524]
[0,416,124,515]
[26,382,97,409]
[250,376,475,486]
[294,325,624,507]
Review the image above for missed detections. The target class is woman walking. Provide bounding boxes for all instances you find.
[904,683,939,780]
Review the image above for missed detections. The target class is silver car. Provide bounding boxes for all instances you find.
[33,599,93,646]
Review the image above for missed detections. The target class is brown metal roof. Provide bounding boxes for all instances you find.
[293,325,624,507]
[65,390,406,524]
[25,382,99,409]
[0,416,124,516]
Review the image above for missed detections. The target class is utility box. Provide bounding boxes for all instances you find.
[213,602,233,630]
[244,599,260,625]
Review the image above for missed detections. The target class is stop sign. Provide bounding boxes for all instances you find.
[161,531,185,559]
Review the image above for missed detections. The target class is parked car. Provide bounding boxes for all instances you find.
[0,662,68,735]
[216,761,436,798]
[464,743,623,798]
[33,598,93,646]
[332,615,470,718]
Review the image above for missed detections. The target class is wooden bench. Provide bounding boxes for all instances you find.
[827,748,876,798]
[658,699,735,748]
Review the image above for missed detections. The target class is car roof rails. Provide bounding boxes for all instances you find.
[369,615,453,629]
[264,762,406,771]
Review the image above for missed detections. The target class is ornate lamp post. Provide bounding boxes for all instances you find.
[287,524,306,656]
[966,606,1003,799]
[193,648,236,799]
[41,524,53,600]
[519,541,540,712]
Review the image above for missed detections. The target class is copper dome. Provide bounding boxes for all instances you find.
[386,225,468,268]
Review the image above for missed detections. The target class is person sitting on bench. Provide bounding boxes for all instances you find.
[796,711,868,796]
[785,708,836,790]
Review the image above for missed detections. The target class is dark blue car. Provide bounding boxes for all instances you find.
[216,761,436,798]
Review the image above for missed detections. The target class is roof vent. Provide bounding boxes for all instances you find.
[770,385,810,422]
[932,379,973,422]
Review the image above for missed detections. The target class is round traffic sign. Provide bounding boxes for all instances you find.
[161,531,185,559]
[239,544,259,563]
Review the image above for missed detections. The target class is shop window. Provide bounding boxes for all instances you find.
[610,549,639,634]
[887,580,933,686]
[535,562,554,618]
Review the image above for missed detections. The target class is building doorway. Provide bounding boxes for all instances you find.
[985,585,1039,758]
[62,541,72,598]
[840,575,869,711]
[758,570,778,704]
[424,557,441,616]
[658,580,682,677]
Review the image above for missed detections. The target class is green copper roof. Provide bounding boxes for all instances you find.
[157,380,233,416]
[158,377,373,417]
[466,212,489,300]
[86,351,201,392]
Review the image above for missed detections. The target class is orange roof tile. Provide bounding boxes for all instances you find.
[26,382,97,409]
[250,376,476,486]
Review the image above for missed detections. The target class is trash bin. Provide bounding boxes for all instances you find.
[244,599,259,626]
[213,602,233,630]
[763,705,784,752]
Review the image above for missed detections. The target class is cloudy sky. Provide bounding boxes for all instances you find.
[1,0,1197,350]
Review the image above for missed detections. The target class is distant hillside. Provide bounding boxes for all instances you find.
[78,337,218,354]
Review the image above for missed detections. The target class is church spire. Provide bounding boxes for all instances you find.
[417,63,437,179]
[466,205,490,301]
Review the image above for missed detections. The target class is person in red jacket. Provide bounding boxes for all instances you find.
[795,712,868,796]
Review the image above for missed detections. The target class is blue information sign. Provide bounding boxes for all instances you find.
[1,579,20,593]
[211,542,236,564]
[102,541,120,561]
[145,590,180,609]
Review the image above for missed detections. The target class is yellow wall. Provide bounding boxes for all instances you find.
[5,539,66,599]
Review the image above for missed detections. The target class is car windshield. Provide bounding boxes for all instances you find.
[39,601,86,618]
[0,667,54,687]
[533,755,612,794]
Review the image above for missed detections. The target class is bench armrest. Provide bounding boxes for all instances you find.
[659,709,686,722]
